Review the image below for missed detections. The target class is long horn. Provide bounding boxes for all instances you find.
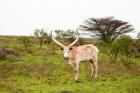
[68,30,79,47]
[51,30,65,48]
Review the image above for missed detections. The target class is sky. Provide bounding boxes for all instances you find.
[0,0,140,37]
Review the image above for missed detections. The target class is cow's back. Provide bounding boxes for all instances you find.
[75,45,99,61]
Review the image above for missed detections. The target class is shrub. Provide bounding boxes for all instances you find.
[17,36,33,53]
[98,35,133,63]
[117,35,133,56]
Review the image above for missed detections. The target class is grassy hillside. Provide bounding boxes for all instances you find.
[0,36,140,93]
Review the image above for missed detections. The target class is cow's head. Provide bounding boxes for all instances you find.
[52,31,79,60]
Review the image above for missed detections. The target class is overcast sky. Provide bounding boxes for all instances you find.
[0,0,140,37]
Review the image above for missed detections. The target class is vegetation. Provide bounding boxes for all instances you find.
[17,36,33,53]
[54,29,78,44]
[101,35,133,63]
[80,17,134,43]
[34,29,50,48]
[137,32,140,39]
[0,34,140,93]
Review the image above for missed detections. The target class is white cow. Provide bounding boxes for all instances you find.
[52,31,99,80]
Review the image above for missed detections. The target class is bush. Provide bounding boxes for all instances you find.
[117,35,133,56]
[98,35,133,63]
[17,36,33,53]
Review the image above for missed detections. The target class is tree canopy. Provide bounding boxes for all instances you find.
[34,29,49,48]
[80,17,134,43]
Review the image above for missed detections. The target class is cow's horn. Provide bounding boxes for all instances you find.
[51,30,65,48]
[68,30,79,47]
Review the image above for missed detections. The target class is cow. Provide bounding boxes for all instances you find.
[52,31,99,80]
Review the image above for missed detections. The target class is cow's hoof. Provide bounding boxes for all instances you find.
[75,80,82,83]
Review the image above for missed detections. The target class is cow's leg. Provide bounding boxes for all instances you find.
[90,62,94,77]
[73,63,79,81]
[91,57,98,79]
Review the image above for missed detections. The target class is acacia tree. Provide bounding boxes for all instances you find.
[34,29,48,48]
[80,17,134,43]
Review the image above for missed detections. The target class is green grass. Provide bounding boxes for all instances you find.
[0,54,47,63]
[0,36,140,93]
[0,52,140,93]
[1,72,140,93]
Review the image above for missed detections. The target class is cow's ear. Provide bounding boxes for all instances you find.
[69,48,73,50]
[60,48,63,50]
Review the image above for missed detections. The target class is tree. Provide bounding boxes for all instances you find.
[80,17,134,43]
[118,35,132,56]
[108,43,121,63]
[65,29,77,42]
[54,30,66,43]
[54,29,78,43]
[137,32,140,39]
[132,32,140,54]
[54,30,65,38]
[34,29,48,48]
[44,33,52,44]
[17,36,33,53]
[135,32,140,54]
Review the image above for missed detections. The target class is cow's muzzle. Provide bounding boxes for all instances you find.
[64,57,69,60]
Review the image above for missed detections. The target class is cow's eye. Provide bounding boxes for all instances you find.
[69,48,72,50]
